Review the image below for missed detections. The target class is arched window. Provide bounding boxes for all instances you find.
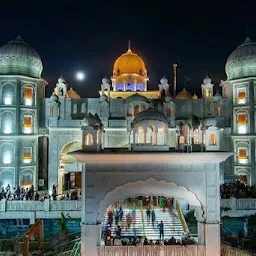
[210,133,216,145]
[2,83,15,105]
[146,126,154,144]
[23,85,34,106]
[237,88,246,104]
[21,170,33,187]
[81,103,86,113]
[134,105,140,116]
[182,124,189,144]
[136,83,144,91]
[136,127,144,144]
[50,106,54,117]
[85,133,93,146]
[1,143,14,164]
[126,83,134,91]
[73,104,77,114]
[236,112,248,125]
[237,147,248,159]
[116,83,123,91]
[1,111,15,134]
[23,147,32,163]
[169,107,174,117]
[193,128,199,144]
[217,106,222,117]
[23,115,33,128]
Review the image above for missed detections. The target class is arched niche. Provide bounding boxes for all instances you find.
[20,169,34,188]
[0,170,14,188]
[98,178,204,222]
[21,112,34,134]
[235,168,251,186]
[1,111,15,134]
[85,133,93,146]
[22,84,34,106]
[1,83,15,105]
[235,141,250,165]
[0,143,15,164]
[60,140,82,164]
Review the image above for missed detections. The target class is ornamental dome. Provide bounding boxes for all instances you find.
[225,37,256,80]
[176,88,193,100]
[112,48,147,78]
[192,92,198,100]
[0,36,43,78]
[132,107,169,127]
[125,93,149,104]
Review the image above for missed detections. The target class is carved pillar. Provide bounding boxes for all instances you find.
[155,128,158,145]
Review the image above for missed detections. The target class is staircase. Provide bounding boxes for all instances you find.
[104,208,184,241]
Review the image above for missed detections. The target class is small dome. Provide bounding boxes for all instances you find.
[0,36,43,78]
[225,37,256,80]
[192,93,198,99]
[50,93,59,102]
[66,88,81,99]
[58,76,66,84]
[125,93,149,104]
[102,77,110,85]
[203,116,217,127]
[113,48,147,78]
[176,88,193,99]
[160,76,168,84]
[132,107,168,126]
[203,76,211,85]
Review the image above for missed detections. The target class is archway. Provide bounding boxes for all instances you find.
[58,141,82,194]
[99,178,204,223]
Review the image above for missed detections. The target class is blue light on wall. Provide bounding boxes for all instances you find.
[126,83,134,91]
[116,83,123,91]
[136,83,144,91]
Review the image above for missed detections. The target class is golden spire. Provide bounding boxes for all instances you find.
[127,40,132,53]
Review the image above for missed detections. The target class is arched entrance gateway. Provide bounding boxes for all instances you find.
[71,151,232,256]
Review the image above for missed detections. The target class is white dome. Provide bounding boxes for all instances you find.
[225,37,256,80]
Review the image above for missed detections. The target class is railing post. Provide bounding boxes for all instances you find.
[44,198,50,211]
[230,197,236,211]
[0,199,7,212]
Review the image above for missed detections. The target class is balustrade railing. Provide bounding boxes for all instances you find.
[220,198,256,212]
[0,199,82,212]
[83,245,206,256]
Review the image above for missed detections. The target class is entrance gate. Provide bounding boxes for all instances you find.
[71,152,232,256]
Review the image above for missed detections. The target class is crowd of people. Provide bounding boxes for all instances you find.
[220,181,256,198]
[0,184,80,201]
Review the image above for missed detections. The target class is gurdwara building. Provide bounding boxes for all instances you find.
[0,36,255,194]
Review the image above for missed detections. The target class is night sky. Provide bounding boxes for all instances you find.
[0,1,255,98]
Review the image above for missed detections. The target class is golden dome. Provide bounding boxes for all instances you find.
[176,88,193,100]
[192,92,198,99]
[112,48,147,78]
[66,88,81,99]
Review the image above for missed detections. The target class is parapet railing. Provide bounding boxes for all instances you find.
[0,199,82,212]
[83,245,205,256]
[221,198,256,211]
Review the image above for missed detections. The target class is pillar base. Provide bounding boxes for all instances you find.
[198,222,220,256]
[81,223,101,256]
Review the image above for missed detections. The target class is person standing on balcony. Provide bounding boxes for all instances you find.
[146,208,151,223]
[157,221,164,241]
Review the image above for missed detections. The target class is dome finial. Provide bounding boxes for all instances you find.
[15,35,24,41]
[127,40,132,53]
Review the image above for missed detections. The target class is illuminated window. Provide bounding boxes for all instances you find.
[134,105,140,116]
[2,83,15,105]
[169,108,174,117]
[136,83,144,91]
[136,127,144,144]
[193,129,199,144]
[22,173,33,187]
[1,111,14,134]
[23,115,33,128]
[116,83,123,91]
[23,86,33,99]
[237,88,246,100]
[237,147,248,159]
[50,106,54,117]
[217,106,222,117]
[126,83,134,91]
[236,112,248,125]
[182,124,189,144]
[84,133,93,146]
[23,147,32,160]
[210,133,216,145]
